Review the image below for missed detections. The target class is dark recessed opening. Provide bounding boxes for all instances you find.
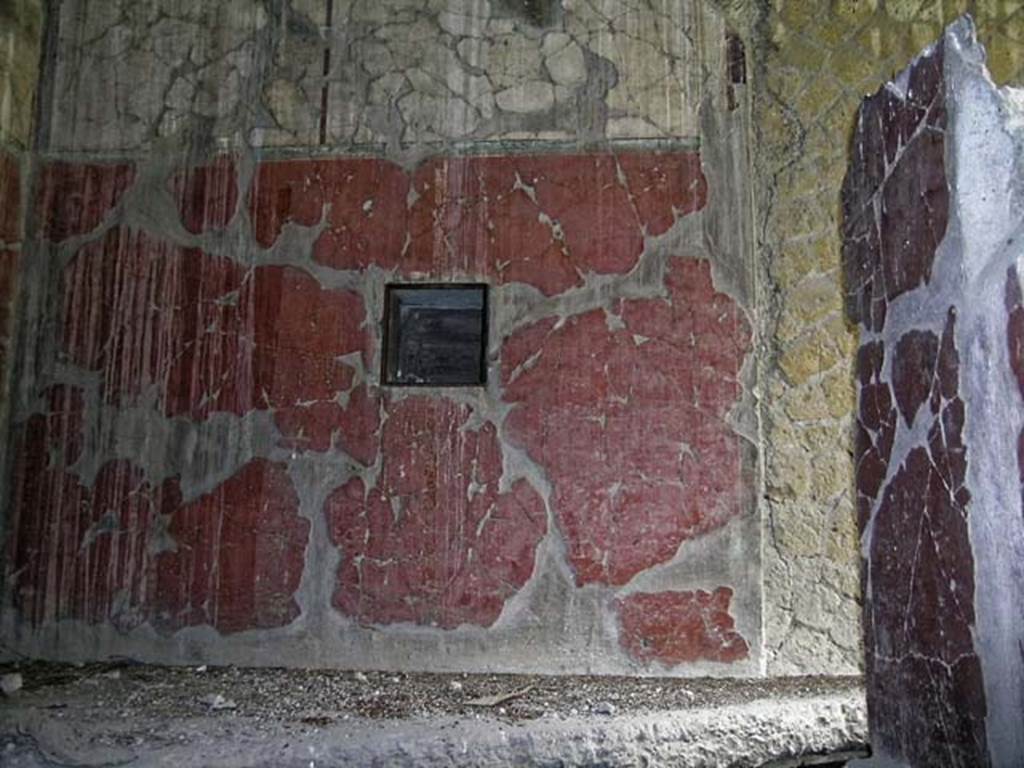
[382,284,488,387]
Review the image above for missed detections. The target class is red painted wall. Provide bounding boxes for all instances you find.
[4,151,754,669]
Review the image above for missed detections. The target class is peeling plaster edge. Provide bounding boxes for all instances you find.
[703,31,768,677]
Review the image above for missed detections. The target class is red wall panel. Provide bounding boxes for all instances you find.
[7,150,752,669]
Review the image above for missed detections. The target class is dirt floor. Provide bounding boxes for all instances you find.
[0,661,869,767]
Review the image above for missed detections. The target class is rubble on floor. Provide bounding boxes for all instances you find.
[0,661,867,766]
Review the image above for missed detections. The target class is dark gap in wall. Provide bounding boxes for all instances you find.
[496,0,560,27]
[319,0,335,145]
[33,0,61,152]
[726,31,746,112]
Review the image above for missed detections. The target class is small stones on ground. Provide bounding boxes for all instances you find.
[200,693,237,711]
[0,660,864,729]
[466,684,535,708]
[195,665,208,673]
[593,701,617,716]
[299,711,333,726]
[1,673,23,696]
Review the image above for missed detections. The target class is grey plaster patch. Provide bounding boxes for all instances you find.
[494,80,555,113]
[944,19,1024,766]
[542,31,587,87]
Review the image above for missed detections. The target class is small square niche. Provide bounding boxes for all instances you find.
[382,284,488,386]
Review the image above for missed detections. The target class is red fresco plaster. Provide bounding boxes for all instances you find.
[0,249,17,315]
[502,259,750,586]
[326,398,547,629]
[250,158,409,266]
[36,162,135,243]
[410,152,706,294]
[869,396,987,764]
[891,330,939,427]
[616,588,749,665]
[60,227,372,456]
[7,386,155,630]
[1006,267,1024,396]
[0,248,18,376]
[615,152,706,232]
[171,156,239,235]
[854,341,897,531]
[10,459,160,631]
[0,151,20,244]
[842,43,946,332]
[276,384,380,462]
[405,155,578,288]
[39,384,86,465]
[153,459,309,634]
[845,42,989,762]
[6,390,309,634]
[250,152,706,296]
[23,150,743,647]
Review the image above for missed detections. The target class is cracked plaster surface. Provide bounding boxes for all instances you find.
[1,145,761,677]
[17,0,1024,683]
[43,0,723,152]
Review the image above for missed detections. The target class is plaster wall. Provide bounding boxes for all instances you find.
[1,0,765,677]
[0,0,43,586]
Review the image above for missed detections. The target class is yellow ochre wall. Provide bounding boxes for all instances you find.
[748,0,1024,673]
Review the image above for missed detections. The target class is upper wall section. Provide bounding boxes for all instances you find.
[40,0,725,154]
[0,0,43,148]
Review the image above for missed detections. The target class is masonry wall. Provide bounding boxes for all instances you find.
[845,20,1024,767]
[735,0,1024,676]
[1,0,764,676]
